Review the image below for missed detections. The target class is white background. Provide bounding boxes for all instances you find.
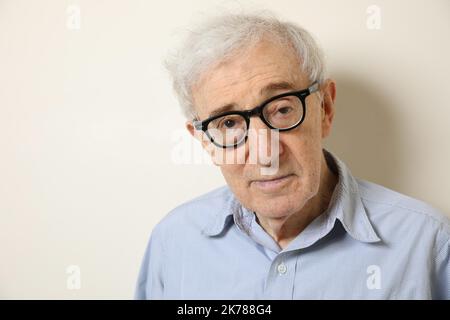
[0,0,449,298]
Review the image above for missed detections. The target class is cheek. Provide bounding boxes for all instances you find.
[284,128,322,165]
[302,163,321,193]
[299,151,322,187]
[283,134,323,188]
[220,164,247,189]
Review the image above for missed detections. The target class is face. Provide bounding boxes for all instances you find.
[187,37,336,221]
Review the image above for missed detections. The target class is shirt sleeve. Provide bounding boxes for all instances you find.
[134,225,165,300]
[432,237,450,300]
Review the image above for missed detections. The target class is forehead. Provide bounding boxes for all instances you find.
[192,38,308,119]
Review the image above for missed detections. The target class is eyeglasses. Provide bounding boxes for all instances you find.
[193,81,319,148]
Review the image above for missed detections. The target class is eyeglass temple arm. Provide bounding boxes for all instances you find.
[308,81,320,94]
[193,120,203,130]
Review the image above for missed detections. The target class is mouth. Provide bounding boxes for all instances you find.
[251,174,295,192]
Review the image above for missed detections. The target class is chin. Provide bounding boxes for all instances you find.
[250,191,304,218]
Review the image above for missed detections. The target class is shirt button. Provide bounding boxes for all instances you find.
[277,263,287,275]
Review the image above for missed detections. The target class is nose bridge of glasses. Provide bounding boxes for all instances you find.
[245,108,268,131]
[242,105,262,119]
[242,105,268,128]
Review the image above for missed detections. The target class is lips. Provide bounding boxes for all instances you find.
[251,174,295,192]
[253,174,292,183]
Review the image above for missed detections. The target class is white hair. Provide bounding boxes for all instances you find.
[164,12,327,119]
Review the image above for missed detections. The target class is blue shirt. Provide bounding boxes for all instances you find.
[135,149,449,299]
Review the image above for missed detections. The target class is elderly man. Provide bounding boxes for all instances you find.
[135,13,449,299]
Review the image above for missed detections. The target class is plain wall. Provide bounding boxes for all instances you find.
[0,0,449,299]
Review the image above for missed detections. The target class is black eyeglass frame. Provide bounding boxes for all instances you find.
[193,81,320,148]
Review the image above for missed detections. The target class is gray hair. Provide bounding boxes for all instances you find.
[164,12,327,119]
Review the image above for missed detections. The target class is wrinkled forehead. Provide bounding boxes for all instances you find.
[191,38,309,119]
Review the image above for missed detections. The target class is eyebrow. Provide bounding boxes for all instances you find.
[259,80,296,96]
[208,103,237,118]
[207,81,297,118]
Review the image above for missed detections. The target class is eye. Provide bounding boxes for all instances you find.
[277,106,293,115]
[223,119,236,128]
[217,117,237,129]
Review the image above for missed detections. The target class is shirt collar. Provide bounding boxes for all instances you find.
[202,149,381,244]
[323,149,381,243]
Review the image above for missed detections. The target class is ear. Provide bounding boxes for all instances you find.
[320,79,336,139]
[186,120,197,140]
[186,120,219,164]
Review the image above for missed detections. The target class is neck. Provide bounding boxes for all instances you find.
[255,155,338,250]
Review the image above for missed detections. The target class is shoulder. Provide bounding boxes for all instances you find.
[356,178,450,245]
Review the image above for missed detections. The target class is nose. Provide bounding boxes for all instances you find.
[246,116,284,167]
